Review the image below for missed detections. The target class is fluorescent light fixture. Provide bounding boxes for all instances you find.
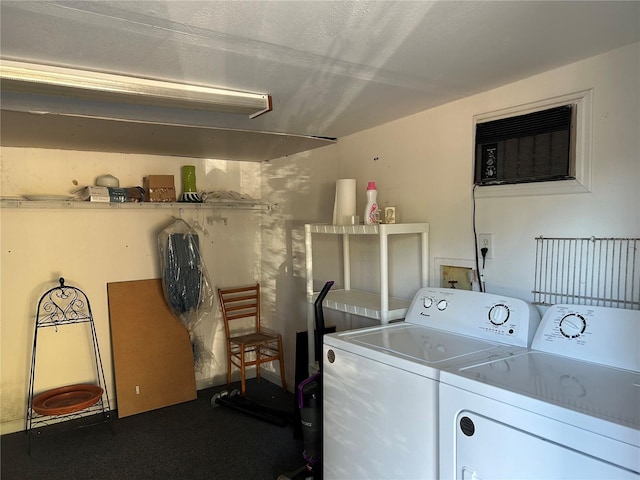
[0,59,272,118]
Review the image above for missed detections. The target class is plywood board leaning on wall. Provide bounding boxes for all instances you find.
[107,279,197,417]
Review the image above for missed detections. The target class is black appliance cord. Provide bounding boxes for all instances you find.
[472,184,484,292]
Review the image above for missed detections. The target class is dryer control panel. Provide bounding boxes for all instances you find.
[532,304,640,371]
[405,288,541,347]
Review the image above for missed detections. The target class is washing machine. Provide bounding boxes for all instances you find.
[322,287,541,480]
[439,303,640,479]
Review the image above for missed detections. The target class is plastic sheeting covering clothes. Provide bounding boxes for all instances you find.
[158,218,214,371]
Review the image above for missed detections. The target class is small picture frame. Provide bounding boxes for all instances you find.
[384,207,396,224]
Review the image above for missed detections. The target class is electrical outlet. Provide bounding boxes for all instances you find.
[479,234,493,259]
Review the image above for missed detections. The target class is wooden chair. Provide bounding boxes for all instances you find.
[217,284,286,396]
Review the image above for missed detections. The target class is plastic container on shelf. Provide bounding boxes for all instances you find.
[363,181,379,225]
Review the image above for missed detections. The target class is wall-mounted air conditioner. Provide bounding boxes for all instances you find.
[472,90,592,198]
[474,105,575,186]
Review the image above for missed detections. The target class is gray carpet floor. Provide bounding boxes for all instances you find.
[1,379,305,480]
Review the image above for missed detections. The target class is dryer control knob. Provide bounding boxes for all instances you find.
[488,304,510,325]
[559,314,587,339]
[437,299,448,311]
[423,296,434,308]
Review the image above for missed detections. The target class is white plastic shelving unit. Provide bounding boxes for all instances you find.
[305,222,429,368]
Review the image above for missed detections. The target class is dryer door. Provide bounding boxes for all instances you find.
[453,412,638,479]
[439,383,639,479]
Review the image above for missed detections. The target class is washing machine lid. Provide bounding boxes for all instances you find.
[454,350,640,433]
[324,323,525,379]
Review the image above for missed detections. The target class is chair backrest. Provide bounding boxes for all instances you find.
[217,284,261,339]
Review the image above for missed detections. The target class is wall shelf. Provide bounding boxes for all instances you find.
[0,199,274,211]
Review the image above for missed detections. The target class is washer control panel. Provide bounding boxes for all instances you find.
[406,287,540,347]
[532,304,640,371]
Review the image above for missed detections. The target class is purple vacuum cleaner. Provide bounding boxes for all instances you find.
[279,280,334,480]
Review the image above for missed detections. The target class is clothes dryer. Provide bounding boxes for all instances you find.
[323,287,540,480]
[439,304,640,479]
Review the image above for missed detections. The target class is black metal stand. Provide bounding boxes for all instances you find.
[26,277,112,454]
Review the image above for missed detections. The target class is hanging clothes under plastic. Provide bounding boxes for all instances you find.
[164,232,203,315]
[158,218,214,371]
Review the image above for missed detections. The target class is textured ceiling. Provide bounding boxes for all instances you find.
[1,1,639,159]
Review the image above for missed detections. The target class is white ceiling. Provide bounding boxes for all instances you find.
[1,1,639,160]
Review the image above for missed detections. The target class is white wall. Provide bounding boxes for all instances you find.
[260,144,340,383]
[330,42,639,301]
[263,42,639,361]
[0,150,264,433]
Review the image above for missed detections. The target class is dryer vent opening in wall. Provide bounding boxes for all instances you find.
[474,105,576,186]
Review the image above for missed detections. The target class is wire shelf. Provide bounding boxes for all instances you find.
[532,237,639,309]
[0,198,274,211]
[26,399,111,430]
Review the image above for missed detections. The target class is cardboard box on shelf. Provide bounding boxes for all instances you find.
[143,175,176,202]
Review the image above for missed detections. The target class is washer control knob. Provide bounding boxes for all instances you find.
[559,314,587,339]
[489,304,510,325]
[437,299,448,311]
[423,297,434,308]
